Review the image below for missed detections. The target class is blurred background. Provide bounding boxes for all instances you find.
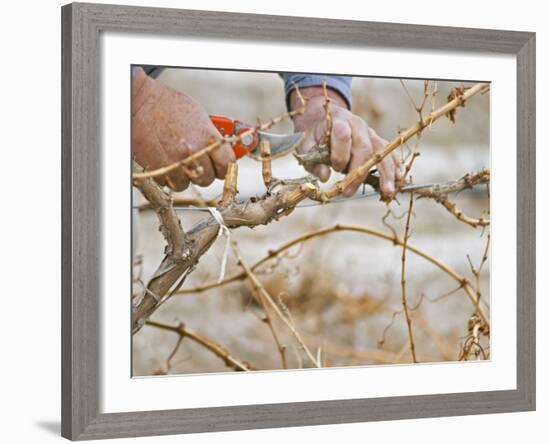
[132,68,490,376]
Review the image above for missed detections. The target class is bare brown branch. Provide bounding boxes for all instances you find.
[414,169,490,198]
[297,83,489,201]
[235,247,320,368]
[414,169,490,228]
[400,193,418,363]
[132,175,319,332]
[467,233,491,302]
[458,314,489,361]
[219,162,239,206]
[132,85,490,333]
[137,196,219,211]
[175,224,489,329]
[145,320,254,371]
[260,140,273,186]
[233,242,287,369]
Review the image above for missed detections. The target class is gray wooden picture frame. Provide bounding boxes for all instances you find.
[61,2,536,440]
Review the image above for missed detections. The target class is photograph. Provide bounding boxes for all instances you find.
[130,66,491,376]
[1,0,540,441]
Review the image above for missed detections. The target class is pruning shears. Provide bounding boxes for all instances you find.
[210,115,304,158]
[136,115,485,211]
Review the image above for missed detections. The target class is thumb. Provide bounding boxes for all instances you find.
[311,164,331,182]
[298,133,331,182]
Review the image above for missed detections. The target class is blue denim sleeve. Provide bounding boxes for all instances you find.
[280,73,352,109]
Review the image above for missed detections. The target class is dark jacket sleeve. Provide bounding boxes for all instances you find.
[131,65,164,78]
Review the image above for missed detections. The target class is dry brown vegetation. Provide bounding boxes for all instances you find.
[132,76,491,375]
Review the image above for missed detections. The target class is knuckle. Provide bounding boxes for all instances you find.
[332,120,352,142]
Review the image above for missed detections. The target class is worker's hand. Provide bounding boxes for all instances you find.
[290,87,401,198]
[132,67,235,191]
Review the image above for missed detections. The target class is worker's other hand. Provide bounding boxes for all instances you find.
[290,87,402,198]
[132,67,235,191]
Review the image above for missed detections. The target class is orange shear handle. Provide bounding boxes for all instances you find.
[210,115,259,158]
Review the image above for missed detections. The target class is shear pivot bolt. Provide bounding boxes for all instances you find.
[241,133,254,146]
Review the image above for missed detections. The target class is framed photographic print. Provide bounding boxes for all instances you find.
[61,2,535,440]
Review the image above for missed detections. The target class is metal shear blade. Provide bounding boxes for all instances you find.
[250,131,305,157]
